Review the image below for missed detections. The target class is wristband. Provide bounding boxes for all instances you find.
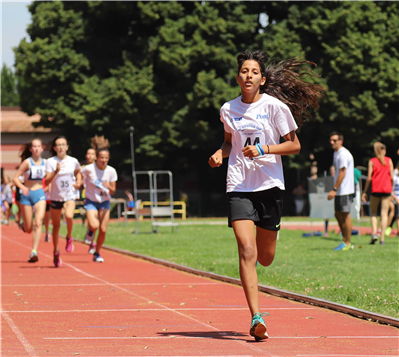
[256,143,265,155]
[332,187,337,192]
[267,145,270,154]
[255,144,262,156]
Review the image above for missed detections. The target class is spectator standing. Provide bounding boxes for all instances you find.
[327,132,355,251]
[362,142,394,245]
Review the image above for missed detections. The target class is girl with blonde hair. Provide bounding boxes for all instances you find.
[362,142,394,245]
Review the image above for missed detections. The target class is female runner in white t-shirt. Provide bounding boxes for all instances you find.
[82,146,97,245]
[45,136,82,267]
[13,139,47,263]
[209,50,325,341]
[80,145,117,263]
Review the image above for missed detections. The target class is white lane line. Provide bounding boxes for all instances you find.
[2,282,221,287]
[1,312,37,356]
[2,235,266,354]
[298,355,399,357]
[3,307,317,313]
[42,336,398,340]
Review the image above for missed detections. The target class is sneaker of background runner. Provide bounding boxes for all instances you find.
[385,227,392,237]
[19,222,26,232]
[324,232,328,237]
[369,235,378,245]
[93,252,104,263]
[28,251,38,263]
[84,229,95,244]
[334,242,345,250]
[249,312,269,341]
[88,242,96,255]
[380,240,385,245]
[342,243,353,251]
[65,237,74,253]
[53,250,62,267]
[44,234,51,242]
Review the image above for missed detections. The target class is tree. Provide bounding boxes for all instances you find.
[255,1,399,175]
[1,64,19,106]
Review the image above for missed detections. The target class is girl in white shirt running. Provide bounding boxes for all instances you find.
[45,136,82,267]
[13,139,47,263]
[209,50,325,341]
[80,142,117,263]
[82,146,98,245]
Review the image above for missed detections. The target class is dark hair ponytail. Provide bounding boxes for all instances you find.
[237,50,326,127]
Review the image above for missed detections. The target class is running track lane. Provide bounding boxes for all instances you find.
[1,224,398,357]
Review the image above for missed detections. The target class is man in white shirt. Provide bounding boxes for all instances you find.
[327,132,355,251]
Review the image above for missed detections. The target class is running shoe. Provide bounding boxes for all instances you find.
[249,312,269,341]
[333,242,352,251]
[385,227,392,237]
[28,251,38,263]
[53,250,62,267]
[44,234,51,242]
[84,229,94,244]
[93,252,104,263]
[380,241,385,245]
[88,242,96,255]
[369,235,378,245]
[65,237,74,253]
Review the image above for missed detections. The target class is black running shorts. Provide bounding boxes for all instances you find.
[226,187,284,231]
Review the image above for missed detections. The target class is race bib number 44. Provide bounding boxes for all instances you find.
[31,166,45,180]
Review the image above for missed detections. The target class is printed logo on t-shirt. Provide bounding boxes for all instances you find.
[256,114,269,119]
[230,116,243,122]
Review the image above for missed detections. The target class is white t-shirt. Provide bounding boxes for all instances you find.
[80,163,117,203]
[333,147,354,196]
[220,94,298,192]
[393,169,399,199]
[46,156,81,201]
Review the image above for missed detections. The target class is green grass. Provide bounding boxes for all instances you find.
[65,219,399,317]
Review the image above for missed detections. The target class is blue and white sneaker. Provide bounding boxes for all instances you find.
[250,312,269,341]
[93,252,104,263]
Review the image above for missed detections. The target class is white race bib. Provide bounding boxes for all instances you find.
[31,166,45,180]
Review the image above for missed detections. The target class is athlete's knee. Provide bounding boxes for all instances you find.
[24,225,33,234]
[257,254,275,267]
[64,213,74,221]
[239,245,257,262]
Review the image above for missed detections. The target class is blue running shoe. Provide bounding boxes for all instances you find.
[250,312,269,341]
[334,242,349,251]
[93,252,104,263]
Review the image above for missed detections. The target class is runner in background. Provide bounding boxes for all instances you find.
[81,135,117,262]
[42,177,51,242]
[13,139,47,263]
[45,136,82,267]
[82,147,96,245]
[1,176,13,225]
[14,166,24,229]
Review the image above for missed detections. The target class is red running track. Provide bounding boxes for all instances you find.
[1,224,398,357]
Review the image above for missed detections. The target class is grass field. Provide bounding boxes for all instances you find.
[64,218,399,317]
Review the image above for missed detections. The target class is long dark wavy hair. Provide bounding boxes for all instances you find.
[19,138,43,162]
[90,135,110,157]
[237,50,325,127]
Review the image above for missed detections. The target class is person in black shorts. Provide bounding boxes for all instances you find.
[209,50,324,341]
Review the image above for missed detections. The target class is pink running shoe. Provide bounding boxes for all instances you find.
[65,237,74,253]
[53,250,62,267]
